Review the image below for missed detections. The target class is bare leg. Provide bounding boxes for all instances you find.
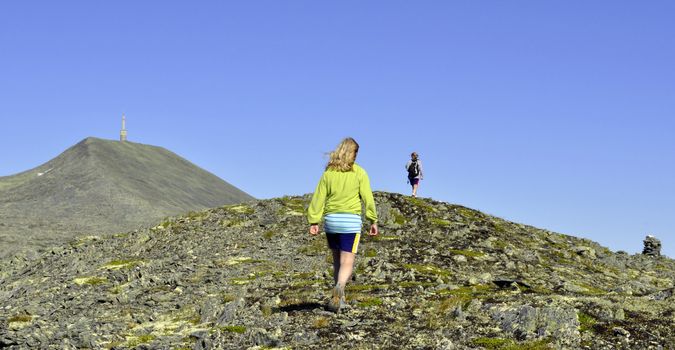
[337,251,355,288]
[412,183,419,197]
[331,249,341,285]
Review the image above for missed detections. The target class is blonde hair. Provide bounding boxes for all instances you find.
[326,137,359,172]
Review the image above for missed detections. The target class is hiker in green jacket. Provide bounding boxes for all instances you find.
[307,137,378,313]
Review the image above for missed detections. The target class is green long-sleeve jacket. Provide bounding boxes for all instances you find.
[307,163,378,225]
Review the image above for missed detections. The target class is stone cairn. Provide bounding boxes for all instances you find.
[642,235,661,257]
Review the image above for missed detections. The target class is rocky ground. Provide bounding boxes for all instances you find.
[0,192,673,349]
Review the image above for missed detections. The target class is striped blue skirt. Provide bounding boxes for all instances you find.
[324,213,362,234]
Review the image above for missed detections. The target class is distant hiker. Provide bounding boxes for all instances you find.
[406,152,424,197]
[308,137,378,313]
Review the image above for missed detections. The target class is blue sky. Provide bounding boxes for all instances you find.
[1,1,673,257]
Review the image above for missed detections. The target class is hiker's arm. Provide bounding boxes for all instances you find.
[307,173,328,227]
[358,169,378,225]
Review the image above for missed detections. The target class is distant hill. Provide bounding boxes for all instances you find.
[0,137,254,258]
[0,192,672,349]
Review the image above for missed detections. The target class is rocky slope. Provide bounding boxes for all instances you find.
[0,137,254,258]
[0,192,673,349]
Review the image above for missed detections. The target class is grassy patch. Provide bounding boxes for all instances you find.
[280,196,306,214]
[8,314,32,323]
[346,284,390,292]
[431,218,452,226]
[578,312,597,333]
[472,338,552,350]
[406,197,436,212]
[73,276,108,286]
[224,204,254,215]
[436,284,495,306]
[455,207,483,221]
[503,339,552,350]
[313,317,330,329]
[472,337,511,349]
[263,230,274,240]
[186,210,210,220]
[364,248,378,257]
[126,334,156,347]
[578,284,606,296]
[101,259,142,270]
[357,297,383,308]
[220,325,247,334]
[391,211,407,225]
[230,277,254,285]
[371,235,400,242]
[492,221,509,234]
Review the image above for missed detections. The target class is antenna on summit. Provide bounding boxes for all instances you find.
[120,114,128,142]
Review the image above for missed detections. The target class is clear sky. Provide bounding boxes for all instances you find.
[1,1,673,257]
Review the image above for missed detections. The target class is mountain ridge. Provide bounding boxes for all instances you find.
[0,192,672,349]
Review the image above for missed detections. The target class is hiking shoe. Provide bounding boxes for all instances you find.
[339,295,350,310]
[327,284,345,313]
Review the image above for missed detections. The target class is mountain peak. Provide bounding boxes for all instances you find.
[0,138,254,258]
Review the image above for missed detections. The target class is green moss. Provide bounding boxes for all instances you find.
[406,197,436,212]
[491,240,508,250]
[392,211,407,225]
[230,277,253,285]
[186,210,210,220]
[73,276,108,286]
[448,249,485,258]
[436,284,495,305]
[492,221,508,234]
[578,312,597,332]
[126,334,156,347]
[578,284,606,296]
[364,248,378,257]
[455,207,483,221]
[220,325,247,334]
[224,204,254,215]
[8,314,32,323]
[222,294,236,303]
[357,297,383,308]
[263,230,274,240]
[219,218,247,227]
[472,337,511,349]
[280,196,306,213]
[472,338,552,350]
[371,235,401,242]
[503,339,552,350]
[346,284,389,291]
[431,218,452,226]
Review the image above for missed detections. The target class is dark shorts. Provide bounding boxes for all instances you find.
[409,177,419,186]
[326,233,361,253]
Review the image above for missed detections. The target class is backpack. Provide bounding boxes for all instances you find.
[407,160,419,178]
